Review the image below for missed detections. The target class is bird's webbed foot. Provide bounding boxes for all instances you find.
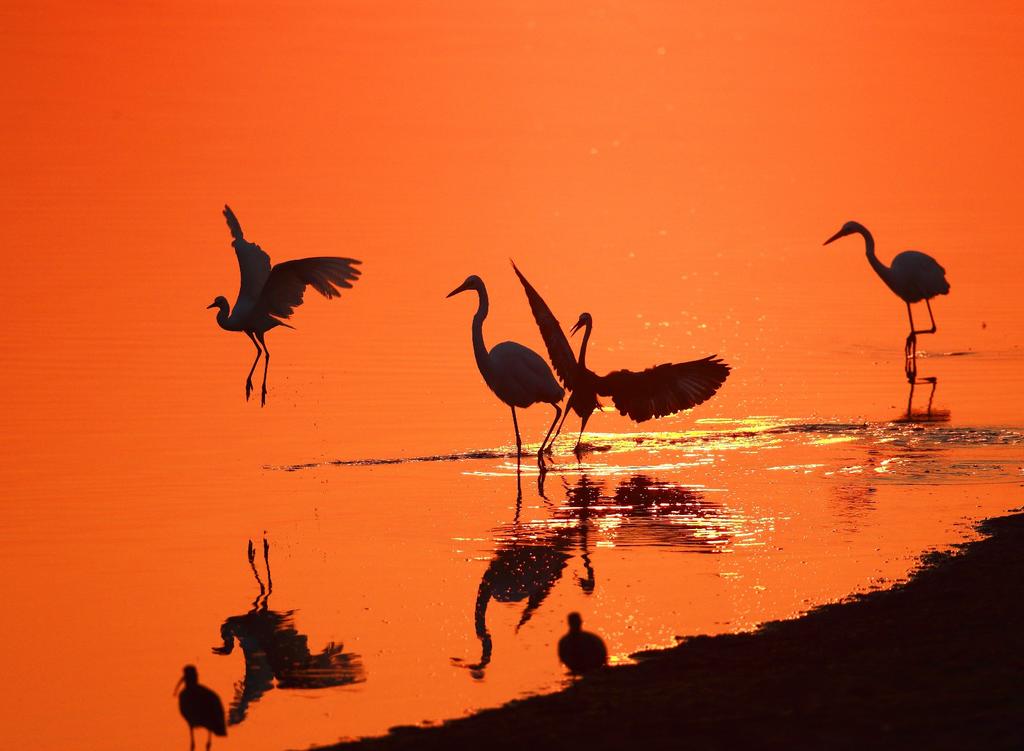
[245,378,254,401]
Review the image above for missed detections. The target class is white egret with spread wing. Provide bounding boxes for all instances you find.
[512,262,730,454]
[823,221,949,361]
[207,205,361,405]
[447,275,564,461]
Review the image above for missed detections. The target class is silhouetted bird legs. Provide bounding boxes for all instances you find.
[546,394,575,454]
[538,405,562,465]
[262,536,272,596]
[255,331,269,407]
[244,333,262,402]
[906,375,938,418]
[186,726,214,751]
[247,540,266,609]
[573,410,593,456]
[511,406,522,454]
[905,300,938,359]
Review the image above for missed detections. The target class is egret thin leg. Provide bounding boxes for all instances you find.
[244,332,262,402]
[904,303,917,359]
[189,727,195,751]
[573,410,593,454]
[206,729,212,751]
[511,406,522,456]
[547,394,574,454]
[920,299,938,335]
[538,404,562,460]
[905,352,917,382]
[256,331,270,406]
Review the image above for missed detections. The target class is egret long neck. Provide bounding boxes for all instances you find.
[857,226,891,283]
[577,320,593,370]
[215,301,231,330]
[471,288,490,377]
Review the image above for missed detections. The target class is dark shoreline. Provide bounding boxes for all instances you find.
[321,511,1024,751]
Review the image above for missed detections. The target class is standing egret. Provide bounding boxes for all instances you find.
[512,262,730,454]
[447,275,564,460]
[557,612,608,674]
[207,205,362,405]
[823,221,950,361]
[175,665,226,751]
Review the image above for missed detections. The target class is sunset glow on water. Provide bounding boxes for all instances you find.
[1,3,1023,749]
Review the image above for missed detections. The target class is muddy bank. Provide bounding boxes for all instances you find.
[319,511,1024,750]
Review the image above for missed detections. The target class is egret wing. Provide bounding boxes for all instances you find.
[511,261,579,389]
[256,257,362,320]
[223,205,272,307]
[596,356,730,422]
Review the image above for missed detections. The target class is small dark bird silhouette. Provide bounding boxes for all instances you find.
[557,612,607,674]
[513,262,730,453]
[208,205,362,406]
[823,221,950,364]
[175,665,226,751]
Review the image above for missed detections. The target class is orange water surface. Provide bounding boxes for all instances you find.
[1,3,1023,750]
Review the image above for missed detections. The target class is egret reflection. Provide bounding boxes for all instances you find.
[212,538,365,725]
[558,474,730,551]
[455,471,733,679]
[452,473,572,680]
[897,361,949,424]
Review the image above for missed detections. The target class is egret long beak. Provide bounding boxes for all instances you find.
[823,229,846,246]
[569,320,583,336]
[206,302,217,309]
[446,282,470,298]
[173,676,184,696]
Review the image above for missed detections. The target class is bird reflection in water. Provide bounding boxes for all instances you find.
[560,474,730,552]
[453,467,571,679]
[897,358,950,424]
[212,538,365,725]
[454,471,729,679]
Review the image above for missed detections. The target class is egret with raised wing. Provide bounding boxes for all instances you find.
[512,262,730,454]
[823,221,949,362]
[447,275,564,461]
[207,205,362,405]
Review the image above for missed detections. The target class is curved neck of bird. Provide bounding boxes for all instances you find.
[856,226,891,284]
[214,299,231,330]
[577,319,593,370]
[471,288,490,377]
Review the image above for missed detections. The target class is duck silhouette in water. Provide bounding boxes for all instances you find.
[212,538,365,725]
[558,612,608,675]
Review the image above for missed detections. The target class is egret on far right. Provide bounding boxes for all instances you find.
[824,221,950,361]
